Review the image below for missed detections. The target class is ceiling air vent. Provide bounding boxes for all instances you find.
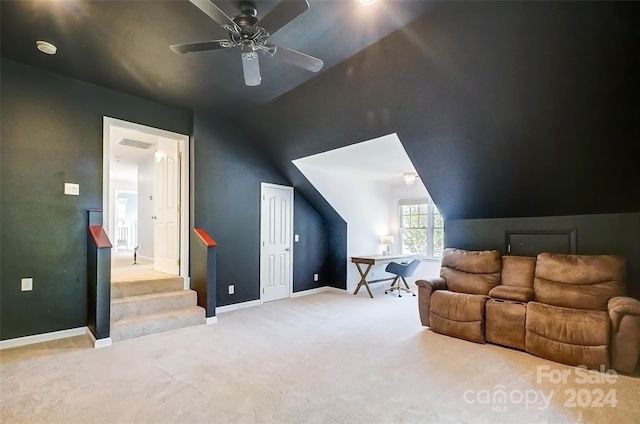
[118,138,154,150]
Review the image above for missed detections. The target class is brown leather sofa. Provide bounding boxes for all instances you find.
[416,248,640,373]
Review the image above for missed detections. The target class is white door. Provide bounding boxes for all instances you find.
[260,183,293,302]
[154,137,180,275]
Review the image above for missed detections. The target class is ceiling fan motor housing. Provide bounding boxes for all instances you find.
[232,2,267,52]
[239,2,257,18]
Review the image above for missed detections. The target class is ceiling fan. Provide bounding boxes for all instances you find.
[170,0,324,86]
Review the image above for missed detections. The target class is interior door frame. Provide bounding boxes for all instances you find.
[259,182,295,303]
[103,116,190,287]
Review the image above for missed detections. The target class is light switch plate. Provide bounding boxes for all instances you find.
[64,183,79,196]
[294,234,299,242]
[313,274,319,282]
[21,278,33,291]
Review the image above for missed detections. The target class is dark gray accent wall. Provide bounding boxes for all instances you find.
[445,213,640,299]
[246,1,640,221]
[191,111,331,307]
[0,59,191,340]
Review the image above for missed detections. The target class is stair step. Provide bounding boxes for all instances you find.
[111,290,198,322]
[111,276,184,298]
[110,306,205,342]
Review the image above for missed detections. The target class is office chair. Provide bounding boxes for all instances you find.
[384,260,421,297]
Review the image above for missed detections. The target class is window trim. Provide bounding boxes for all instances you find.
[399,197,443,260]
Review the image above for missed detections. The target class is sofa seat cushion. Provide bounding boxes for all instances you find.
[430,290,489,343]
[525,302,610,368]
[489,286,534,302]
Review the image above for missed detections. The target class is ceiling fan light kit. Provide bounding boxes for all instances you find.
[171,0,324,86]
[36,40,57,55]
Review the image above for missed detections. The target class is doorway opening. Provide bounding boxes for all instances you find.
[103,117,190,288]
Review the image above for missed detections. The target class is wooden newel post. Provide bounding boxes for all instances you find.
[191,228,218,322]
[87,209,112,344]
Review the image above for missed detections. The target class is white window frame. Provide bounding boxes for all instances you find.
[399,197,444,260]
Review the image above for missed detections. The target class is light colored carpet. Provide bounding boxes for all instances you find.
[111,252,175,284]
[1,288,639,424]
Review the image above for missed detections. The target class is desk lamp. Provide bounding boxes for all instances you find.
[381,236,394,256]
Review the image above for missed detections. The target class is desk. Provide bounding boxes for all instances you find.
[351,254,417,298]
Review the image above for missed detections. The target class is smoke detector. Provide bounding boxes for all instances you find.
[36,40,57,55]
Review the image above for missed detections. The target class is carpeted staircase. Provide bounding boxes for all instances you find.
[111,276,205,342]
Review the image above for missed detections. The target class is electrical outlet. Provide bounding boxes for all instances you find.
[294,234,299,242]
[313,274,319,282]
[21,278,33,291]
[228,285,235,295]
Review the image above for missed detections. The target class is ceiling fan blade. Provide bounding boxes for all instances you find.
[189,0,238,30]
[268,44,323,72]
[256,0,309,36]
[242,52,261,86]
[170,40,229,54]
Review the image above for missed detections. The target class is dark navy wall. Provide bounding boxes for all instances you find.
[293,195,328,292]
[445,213,640,300]
[0,59,191,340]
[246,1,640,221]
[191,111,330,307]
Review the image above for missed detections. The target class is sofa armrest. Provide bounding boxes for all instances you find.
[416,277,447,289]
[608,296,640,373]
[415,278,448,326]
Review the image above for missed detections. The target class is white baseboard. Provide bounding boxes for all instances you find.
[291,287,332,298]
[95,338,112,348]
[85,328,112,348]
[0,327,87,350]
[216,299,261,314]
[215,286,352,315]
[206,316,218,325]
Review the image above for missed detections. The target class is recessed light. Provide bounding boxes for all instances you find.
[36,40,57,55]
[360,0,378,5]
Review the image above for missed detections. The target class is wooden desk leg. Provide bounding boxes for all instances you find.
[353,263,374,298]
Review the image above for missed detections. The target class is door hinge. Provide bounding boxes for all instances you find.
[177,259,181,266]
[262,288,265,294]
[177,205,181,213]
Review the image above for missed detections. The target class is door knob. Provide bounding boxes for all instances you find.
[285,248,291,251]
[151,216,157,220]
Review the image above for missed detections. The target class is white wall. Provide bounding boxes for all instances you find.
[108,178,137,245]
[389,182,442,282]
[293,162,392,290]
[116,191,138,250]
[137,155,155,258]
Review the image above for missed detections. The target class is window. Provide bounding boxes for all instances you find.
[399,197,444,259]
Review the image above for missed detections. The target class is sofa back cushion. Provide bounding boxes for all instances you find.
[440,248,501,295]
[534,253,626,311]
[501,256,536,287]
